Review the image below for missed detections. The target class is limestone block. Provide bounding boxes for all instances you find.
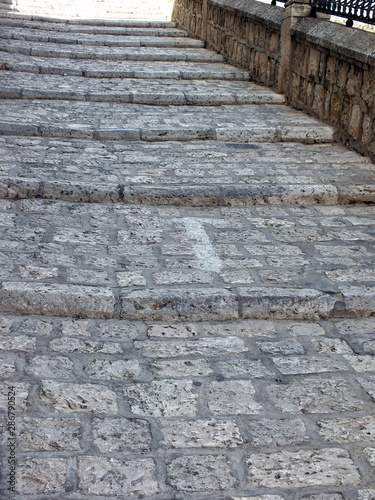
[0,381,29,411]
[208,380,262,415]
[151,358,214,377]
[40,381,118,414]
[18,417,81,451]
[246,448,360,486]
[26,355,74,379]
[160,418,243,448]
[0,335,36,351]
[167,454,237,491]
[272,356,348,374]
[49,337,122,354]
[17,458,66,495]
[78,456,158,496]
[250,418,310,447]
[318,416,375,443]
[92,417,152,453]
[147,323,199,338]
[258,338,305,355]
[86,359,141,380]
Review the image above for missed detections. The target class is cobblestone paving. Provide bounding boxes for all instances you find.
[0,6,374,500]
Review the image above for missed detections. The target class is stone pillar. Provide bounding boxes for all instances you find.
[201,0,208,42]
[278,0,311,94]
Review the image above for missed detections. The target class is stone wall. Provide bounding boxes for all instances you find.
[172,0,375,161]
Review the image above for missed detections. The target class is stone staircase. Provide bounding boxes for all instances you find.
[0,5,374,500]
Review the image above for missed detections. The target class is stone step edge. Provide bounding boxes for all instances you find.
[0,283,373,321]
[2,179,374,206]
[0,123,334,144]
[0,88,285,106]
[0,62,250,81]
[0,12,176,28]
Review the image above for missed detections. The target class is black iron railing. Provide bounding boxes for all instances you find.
[271,0,375,25]
[310,0,375,25]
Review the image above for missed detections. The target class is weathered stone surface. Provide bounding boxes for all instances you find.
[250,418,310,447]
[40,380,118,414]
[17,458,66,495]
[364,448,375,467]
[258,338,305,355]
[135,336,247,358]
[25,355,74,379]
[245,448,360,486]
[208,380,262,415]
[0,282,115,318]
[78,456,158,496]
[160,419,243,448]
[358,490,375,500]
[0,381,29,411]
[122,288,238,321]
[267,377,363,413]
[124,380,197,416]
[147,323,199,338]
[272,356,348,374]
[151,358,214,377]
[357,375,375,401]
[318,416,375,443]
[213,359,273,378]
[18,417,81,450]
[0,334,36,351]
[92,417,152,453]
[201,320,277,338]
[85,359,141,380]
[167,454,237,491]
[49,337,122,354]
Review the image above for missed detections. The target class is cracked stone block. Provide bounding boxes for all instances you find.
[357,375,375,401]
[17,458,66,495]
[18,417,81,451]
[318,416,375,443]
[364,448,375,467]
[208,380,262,415]
[92,417,151,453]
[151,359,214,377]
[147,323,199,338]
[160,419,243,448]
[0,282,115,318]
[272,356,348,375]
[258,339,305,355]
[167,454,237,491]
[25,355,74,379]
[246,448,360,487]
[213,359,273,378]
[135,336,247,358]
[40,380,118,414]
[251,418,310,447]
[78,456,158,496]
[49,337,122,354]
[125,380,197,417]
[267,377,363,413]
[0,381,29,411]
[0,335,36,351]
[201,320,277,337]
[86,359,141,380]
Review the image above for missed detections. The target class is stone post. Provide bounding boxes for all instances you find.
[201,0,208,42]
[278,0,311,94]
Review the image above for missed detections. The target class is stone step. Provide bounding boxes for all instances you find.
[0,100,334,143]
[0,39,223,61]
[0,17,188,36]
[0,52,250,80]
[0,198,374,320]
[0,27,204,47]
[0,72,285,105]
[1,137,373,205]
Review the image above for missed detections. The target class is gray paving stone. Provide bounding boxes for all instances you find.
[18,417,81,450]
[92,417,152,453]
[16,458,67,495]
[78,456,159,496]
[85,359,141,380]
[250,418,310,447]
[208,380,262,415]
[318,415,375,443]
[245,448,360,487]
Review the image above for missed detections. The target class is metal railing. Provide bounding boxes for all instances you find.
[309,0,375,25]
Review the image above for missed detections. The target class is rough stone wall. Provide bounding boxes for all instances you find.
[172,0,375,161]
[290,18,375,160]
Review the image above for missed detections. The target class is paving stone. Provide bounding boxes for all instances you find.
[258,338,305,355]
[135,336,247,358]
[208,380,262,415]
[124,379,197,416]
[85,359,141,380]
[92,417,152,453]
[151,358,214,377]
[267,377,363,413]
[0,355,16,377]
[147,323,199,338]
[78,456,158,496]
[40,380,118,414]
[245,448,360,487]
[272,356,349,374]
[0,334,36,351]
[167,454,237,491]
[18,417,81,450]
[160,419,243,448]
[250,418,310,447]
[49,337,122,354]
[16,458,67,495]
[25,355,74,379]
[318,415,375,443]
[213,359,274,378]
